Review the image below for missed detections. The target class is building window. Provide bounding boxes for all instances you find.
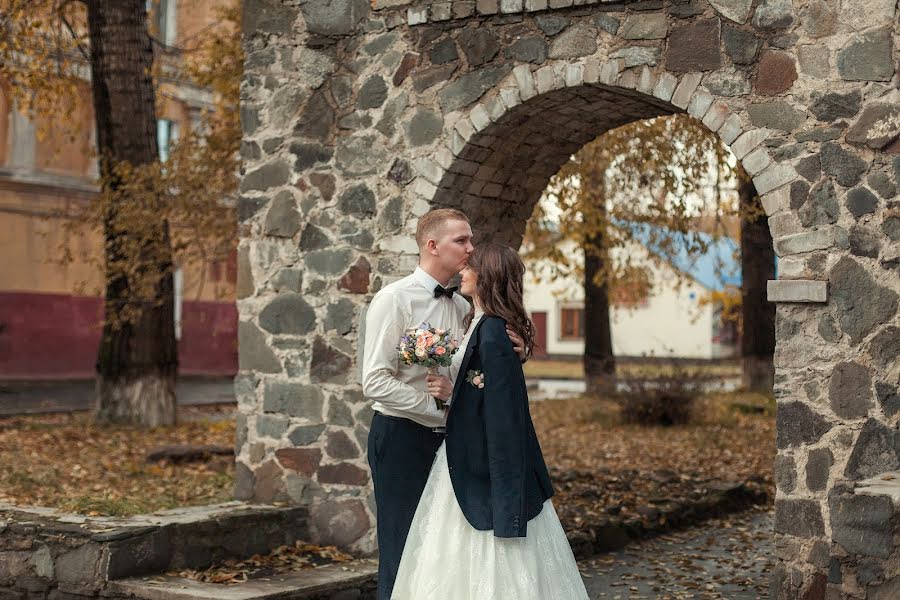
[173,266,183,341]
[157,119,178,162]
[148,0,177,46]
[559,306,584,340]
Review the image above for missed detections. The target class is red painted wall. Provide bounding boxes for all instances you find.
[0,292,237,379]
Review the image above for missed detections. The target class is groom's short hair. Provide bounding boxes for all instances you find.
[416,208,469,247]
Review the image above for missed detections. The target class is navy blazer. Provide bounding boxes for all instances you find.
[445,315,554,538]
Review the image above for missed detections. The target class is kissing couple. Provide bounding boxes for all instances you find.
[362,208,589,599]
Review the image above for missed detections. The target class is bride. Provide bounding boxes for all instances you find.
[391,242,589,600]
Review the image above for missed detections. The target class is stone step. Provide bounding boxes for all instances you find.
[1,501,309,583]
[105,560,378,600]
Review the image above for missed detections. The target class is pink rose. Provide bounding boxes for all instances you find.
[435,346,446,355]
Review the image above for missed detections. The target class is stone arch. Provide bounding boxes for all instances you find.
[413,57,798,249]
[239,1,900,596]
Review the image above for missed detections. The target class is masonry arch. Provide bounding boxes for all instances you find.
[239,2,900,597]
[415,58,796,247]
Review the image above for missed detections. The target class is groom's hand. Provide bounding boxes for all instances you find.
[506,326,528,363]
[426,374,453,403]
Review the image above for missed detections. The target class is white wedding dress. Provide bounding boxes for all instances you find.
[390,312,589,600]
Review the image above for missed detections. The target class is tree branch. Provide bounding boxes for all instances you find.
[56,0,89,60]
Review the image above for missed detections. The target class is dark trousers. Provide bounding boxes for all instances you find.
[368,411,444,600]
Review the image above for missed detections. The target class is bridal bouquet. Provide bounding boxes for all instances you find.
[398,323,459,409]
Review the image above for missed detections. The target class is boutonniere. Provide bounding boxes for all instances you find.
[466,369,484,389]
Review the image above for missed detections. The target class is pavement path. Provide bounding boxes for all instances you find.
[0,378,235,416]
[578,508,774,599]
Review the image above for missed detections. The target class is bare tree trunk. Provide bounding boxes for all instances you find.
[738,169,775,395]
[87,0,177,426]
[583,234,616,395]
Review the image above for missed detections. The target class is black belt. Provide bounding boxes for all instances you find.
[374,412,446,434]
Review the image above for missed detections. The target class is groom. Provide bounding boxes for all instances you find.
[362,208,525,599]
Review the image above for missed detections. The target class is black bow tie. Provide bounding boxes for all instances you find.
[434,284,458,299]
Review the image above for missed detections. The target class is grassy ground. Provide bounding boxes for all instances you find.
[523,359,743,380]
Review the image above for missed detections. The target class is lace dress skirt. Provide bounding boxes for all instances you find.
[390,441,589,600]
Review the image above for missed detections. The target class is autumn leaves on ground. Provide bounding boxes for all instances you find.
[0,389,774,524]
[0,405,236,515]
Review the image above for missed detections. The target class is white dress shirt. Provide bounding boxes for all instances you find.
[362,267,471,428]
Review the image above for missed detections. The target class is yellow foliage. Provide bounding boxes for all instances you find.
[1,0,241,326]
[524,114,741,294]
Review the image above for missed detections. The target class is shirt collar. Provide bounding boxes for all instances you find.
[413,266,444,293]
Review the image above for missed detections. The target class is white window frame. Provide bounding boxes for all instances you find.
[558,302,585,341]
[173,266,183,341]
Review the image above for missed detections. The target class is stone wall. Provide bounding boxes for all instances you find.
[0,502,309,598]
[238,0,900,596]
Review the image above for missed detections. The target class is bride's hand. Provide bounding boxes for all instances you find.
[426,374,453,401]
[506,326,528,363]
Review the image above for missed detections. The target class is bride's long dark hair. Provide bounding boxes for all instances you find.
[464,242,535,359]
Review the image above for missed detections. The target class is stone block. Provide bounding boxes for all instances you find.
[535,14,569,36]
[743,147,772,176]
[767,280,827,303]
[652,72,678,101]
[670,72,702,108]
[703,71,750,97]
[105,529,170,580]
[476,0,499,15]
[774,227,843,257]
[830,257,899,345]
[709,0,751,24]
[548,23,598,59]
[754,163,797,195]
[636,67,656,95]
[534,65,557,95]
[775,454,797,493]
[805,448,833,492]
[259,294,316,335]
[599,60,623,85]
[438,65,512,113]
[829,492,893,558]
[406,5,427,24]
[844,418,900,481]
[55,544,100,585]
[263,382,324,419]
[755,50,797,95]
[310,500,371,549]
[620,13,668,40]
[512,65,537,101]
[746,102,805,132]
[731,128,769,159]
[718,114,743,145]
[776,401,832,448]
[723,25,759,65]
[666,19,722,72]
[686,90,714,119]
[610,46,661,68]
[753,0,794,30]
[238,322,281,373]
[837,27,894,82]
[774,498,824,538]
[244,0,298,36]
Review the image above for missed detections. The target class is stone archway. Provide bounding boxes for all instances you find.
[238,1,900,597]
[419,59,797,247]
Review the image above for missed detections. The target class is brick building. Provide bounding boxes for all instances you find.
[0,0,238,379]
